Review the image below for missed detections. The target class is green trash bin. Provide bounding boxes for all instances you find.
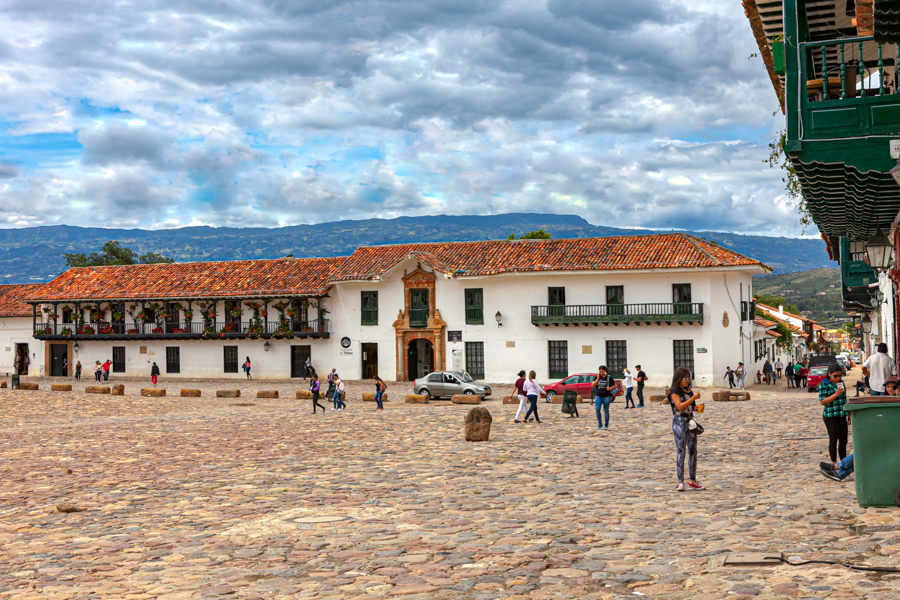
[561,390,579,417]
[11,374,19,389]
[845,397,900,507]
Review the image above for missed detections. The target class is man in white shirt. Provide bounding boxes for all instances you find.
[775,358,783,380]
[863,343,897,396]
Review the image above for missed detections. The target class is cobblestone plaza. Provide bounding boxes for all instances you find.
[1,371,899,599]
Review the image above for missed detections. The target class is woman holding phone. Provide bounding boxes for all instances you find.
[818,363,849,465]
[668,367,703,491]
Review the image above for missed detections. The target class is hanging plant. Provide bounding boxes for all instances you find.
[183,310,193,322]
[230,306,243,318]
[112,311,124,321]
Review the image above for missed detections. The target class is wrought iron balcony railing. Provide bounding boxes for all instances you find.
[33,320,330,339]
[531,303,703,325]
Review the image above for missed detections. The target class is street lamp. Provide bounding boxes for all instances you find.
[495,311,502,327]
[866,223,893,275]
[862,315,873,335]
[263,340,271,352]
[73,342,79,354]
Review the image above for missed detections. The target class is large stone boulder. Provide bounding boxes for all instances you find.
[111,384,125,396]
[406,394,429,404]
[0,381,7,389]
[649,395,668,404]
[85,385,110,394]
[502,395,520,404]
[18,382,39,390]
[141,388,166,397]
[464,407,492,441]
[181,389,201,397]
[296,390,313,399]
[257,390,279,399]
[713,391,750,402]
[217,390,241,398]
[51,384,72,392]
[362,392,388,402]
[451,394,481,404]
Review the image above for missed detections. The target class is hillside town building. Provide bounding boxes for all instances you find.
[12,234,772,385]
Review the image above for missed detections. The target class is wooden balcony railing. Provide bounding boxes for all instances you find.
[531,303,703,325]
[33,320,330,339]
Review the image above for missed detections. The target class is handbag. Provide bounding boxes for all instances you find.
[688,419,705,435]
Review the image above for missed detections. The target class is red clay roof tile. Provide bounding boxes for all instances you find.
[0,284,45,316]
[26,257,347,302]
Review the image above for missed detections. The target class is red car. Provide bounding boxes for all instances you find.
[542,373,624,402]
[807,366,828,392]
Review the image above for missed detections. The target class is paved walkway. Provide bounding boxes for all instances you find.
[1,368,898,599]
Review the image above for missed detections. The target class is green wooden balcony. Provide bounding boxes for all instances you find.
[531,303,703,326]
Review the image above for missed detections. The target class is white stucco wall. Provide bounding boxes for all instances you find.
[0,316,44,376]
[29,264,763,385]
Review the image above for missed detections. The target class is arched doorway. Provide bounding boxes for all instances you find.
[407,338,434,381]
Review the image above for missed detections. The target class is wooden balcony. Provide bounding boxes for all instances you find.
[33,320,330,341]
[531,303,704,326]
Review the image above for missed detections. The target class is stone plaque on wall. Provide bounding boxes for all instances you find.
[447,330,462,342]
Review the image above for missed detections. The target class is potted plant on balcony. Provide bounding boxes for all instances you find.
[230,305,243,319]
[78,325,95,334]
[60,327,73,338]
[152,326,164,334]
[273,322,293,339]
[127,328,139,334]
[112,310,124,322]
[36,325,52,335]
[100,325,116,335]
[247,322,264,339]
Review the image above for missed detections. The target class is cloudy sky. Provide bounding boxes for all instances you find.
[0,0,800,236]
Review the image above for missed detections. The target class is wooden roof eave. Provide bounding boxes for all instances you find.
[743,0,786,113]
[26,291,331,305]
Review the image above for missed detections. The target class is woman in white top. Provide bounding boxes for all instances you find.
[623,368,635,409]
[523,370,544,423]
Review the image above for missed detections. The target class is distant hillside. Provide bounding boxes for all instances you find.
[753,268,843,324]
[0,214,832,283]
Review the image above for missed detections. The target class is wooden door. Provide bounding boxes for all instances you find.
[362,343,378,379]
[291,345,311,378]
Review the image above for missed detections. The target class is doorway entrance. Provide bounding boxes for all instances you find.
[362,343,378,379]
[14,344,29,375]
[50,344,68,377]
[407,338,434,380]
[291,345,311,378]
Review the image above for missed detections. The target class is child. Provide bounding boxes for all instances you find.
[756,370,762,384]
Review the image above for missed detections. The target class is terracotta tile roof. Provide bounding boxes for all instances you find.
[766,330,782,337]
[334,233,770,280]
[26,257,348,302]
[754,317,777,328]
[0,284,45,316]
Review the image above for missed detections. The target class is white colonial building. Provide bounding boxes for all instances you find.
[16,234,771,386]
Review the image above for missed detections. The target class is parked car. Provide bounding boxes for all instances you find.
[541,373,624,402]
[807,366,829,392]
[413,371,491,400]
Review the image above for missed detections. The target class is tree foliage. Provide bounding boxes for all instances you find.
[64,241,175,268]
[756,307,795,353]
[507,229,552,240]
[766,129,811,230]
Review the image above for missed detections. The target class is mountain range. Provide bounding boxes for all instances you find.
[0,214,832,283]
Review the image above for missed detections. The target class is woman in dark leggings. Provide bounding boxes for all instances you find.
[669,366,703,491]
[818,363,848,464]
[523,370,544,423]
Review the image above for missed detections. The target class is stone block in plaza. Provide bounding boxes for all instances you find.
[85,385,110,394]
[18,382,39,390]
[713,391,750,402]
[550,395,584,404]
[111,384,125,396]
[296,390,313,399]
[464,406,492,441]
[51,384,72,392]
[406,394,428,404]
[257,390,279,399]
[362,392,388,402]
[452,394,481,404]
[141,388,166,397]
[181,389,201,397]
[217,390,241,398]
[0,381,7,388]
[649,395,668,403]
[502,395,519,404]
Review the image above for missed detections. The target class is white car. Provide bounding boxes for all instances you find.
[413,371,491,400]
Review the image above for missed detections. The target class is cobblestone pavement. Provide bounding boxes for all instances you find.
[2,368,899,600]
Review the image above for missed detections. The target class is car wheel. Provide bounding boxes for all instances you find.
[545,391,556,403]
[420,389,431,401]
[464,389,475,395]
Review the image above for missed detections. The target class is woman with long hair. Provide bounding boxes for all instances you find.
[373,375,387,410]
[522,370,543,423]
[668,367,703,491]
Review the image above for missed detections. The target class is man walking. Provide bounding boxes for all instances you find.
[735,362,746,390]
[863,343,898,396]
[634,364,648,408]
[763,360,773,385]
[775,358,783,380]
[723,366,735,389]
[785,361,794,388]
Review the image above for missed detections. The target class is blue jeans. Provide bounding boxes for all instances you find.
[595,395,611,427]
[872,390,885,396]
[524,395,539,422]
[636,387,644,406]
[375,390,383,409]
[837,454,854,480]
[625,387,634,407]
[738,375,746,390]
[334,392,346,409]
